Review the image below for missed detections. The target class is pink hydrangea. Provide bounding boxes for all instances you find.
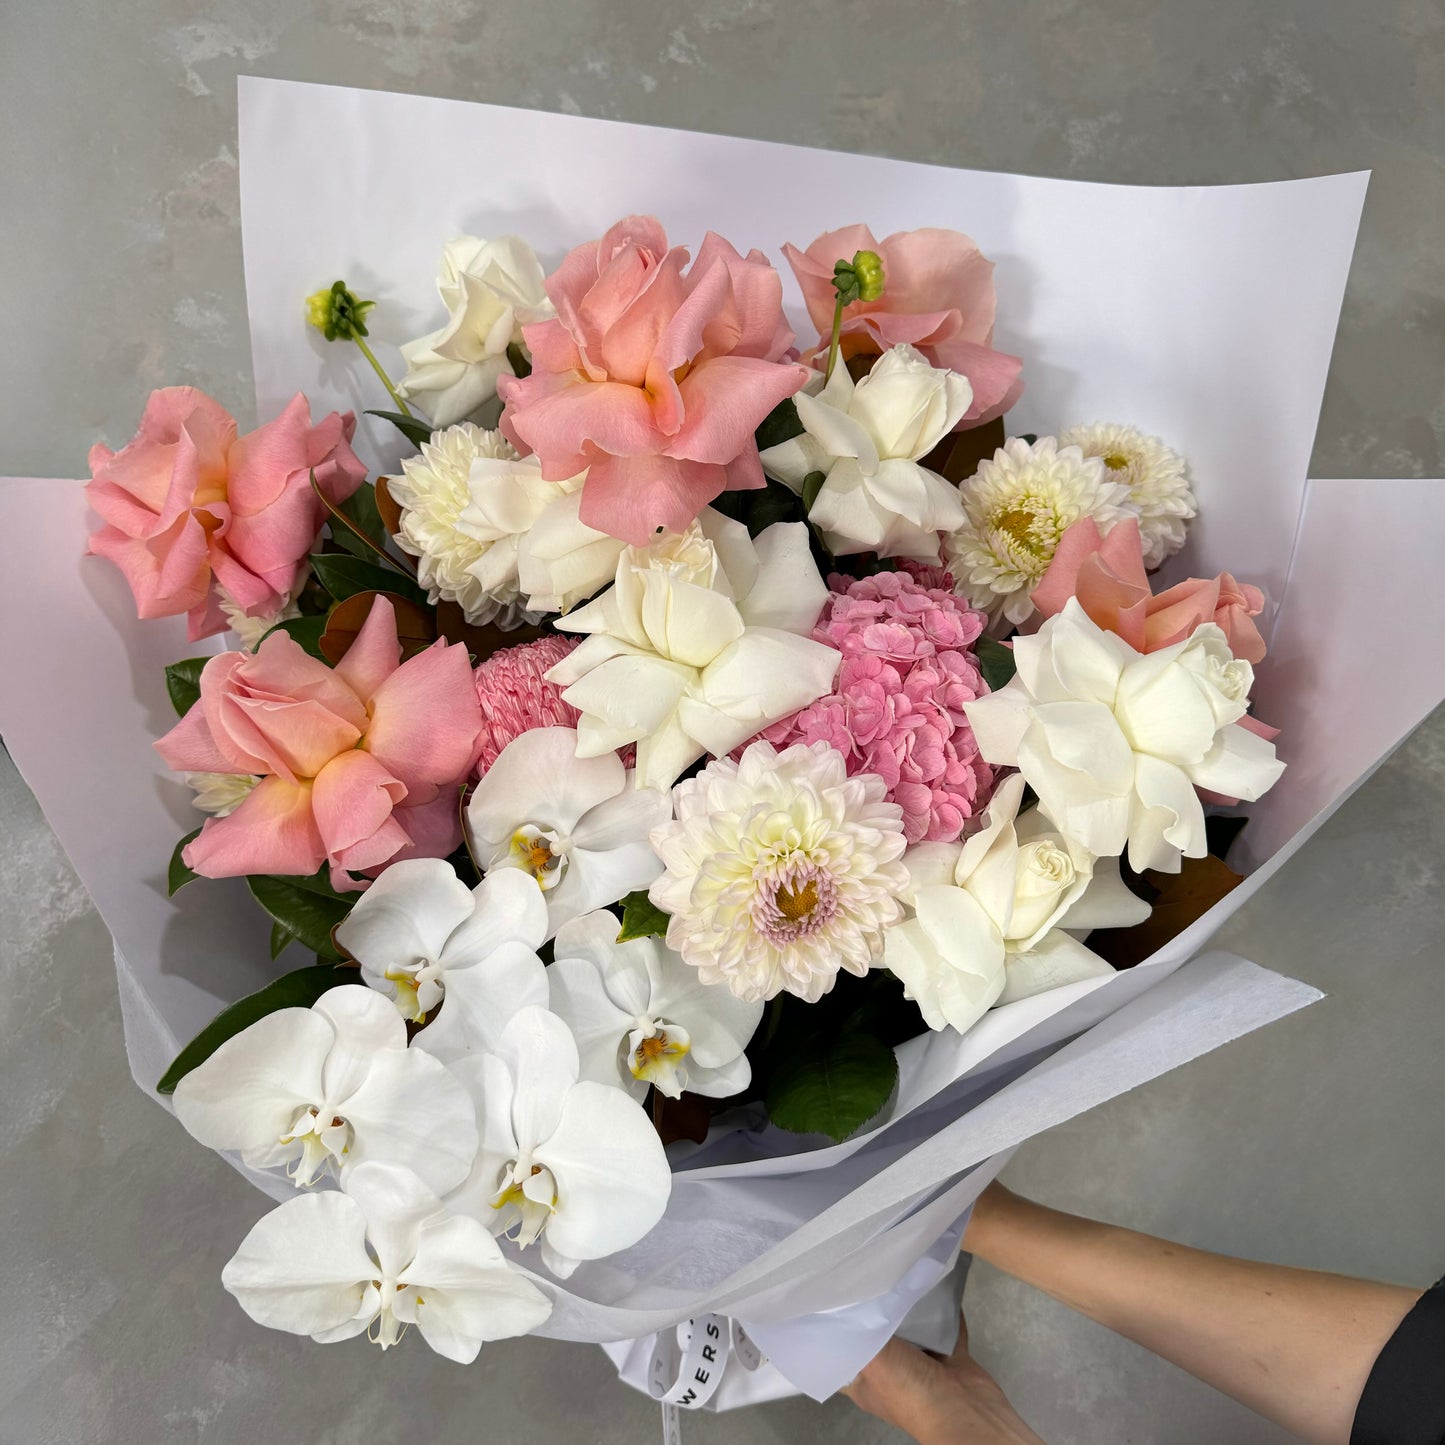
[756,569,996,844]
[472,635,582,775]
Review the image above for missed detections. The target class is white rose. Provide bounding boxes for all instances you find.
[884,775,1150,1034]
[964,600,1286,873]
[759,344,972,562]
[516,490,627,614]
[397,236,553,428]
[548,511,841,791]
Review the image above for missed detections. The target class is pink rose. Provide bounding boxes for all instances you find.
[781,225,1024,426]
[1031,517,1268,663]
[87,388,367,641]
[498,215,809,546]
[156,595,482,886]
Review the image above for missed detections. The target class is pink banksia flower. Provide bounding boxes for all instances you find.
[471,635,583,775]
[757,569,996,844]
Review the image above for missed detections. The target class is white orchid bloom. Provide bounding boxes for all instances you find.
[465,727,670,938]
[548,911,763,1101]
[548,511,842,791]
[334,860,549,1062]
[447,1005,672,1279]
[885,774,1152,1034]
[760,344,971,561]
[516,488,627,615]
[222,1159,552,1361]
[172,984,477,1192]
[964,600,1286,872]
[397,235,554,428]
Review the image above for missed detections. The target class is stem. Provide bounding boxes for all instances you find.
[823,293,847,383]
[353,335,412,417]
[309,473,416,578]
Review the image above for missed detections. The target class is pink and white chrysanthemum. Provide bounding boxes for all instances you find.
[648,740,910,1004]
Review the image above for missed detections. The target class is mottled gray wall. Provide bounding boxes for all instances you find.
[2,0,1442,479]
[2,3,1442,1443]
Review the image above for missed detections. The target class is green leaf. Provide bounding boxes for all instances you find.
[505,341,532,379]
[743,478,805,537]
[365,408,435,449]
[270,919,296,960]
[332,483,389,559]
[975,635,1017,692]
[309,552,427,608]
[766,1031,898,1142]
[800,470,826,512]
[754,396,804,452]
[259,614,329,659]
[1018,432,1038,445]
[165,658,210,716]
[616,890,670,942]
[246,870,355,961]
[167,829,202,895]
[156,965,358,1094]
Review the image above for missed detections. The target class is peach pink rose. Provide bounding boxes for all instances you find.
[498,215,809,546]
[1030,517,1267,663]
[782,225,1024,427]
[87,387,367,641]
[156,595,482,886]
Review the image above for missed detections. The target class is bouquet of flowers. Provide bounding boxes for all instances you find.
[78,206,1290,1368]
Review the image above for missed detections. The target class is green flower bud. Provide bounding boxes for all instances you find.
[305,280,375,342]
[852,249,885,303]
[831,249,886,308]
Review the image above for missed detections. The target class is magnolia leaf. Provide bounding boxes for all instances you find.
[164,658,210,716]
[766,1031,898,1142]
[744,479,806,537]
[156,966,359,1094]
[270,920,296,960]
[754,397,804,451]
[374,475,405,538]
[320,590,438,665]
[975,635,1017,692]
[167,829,202,895]
[433,599,549,662]
[259,614,329,659]
[332,483,390,560]
[310,552,428,608]
[365,408,434,449]
[246,871,355,961]
[921,415,1007,485]
[1086,855,1243,969]
[617,890,670,943]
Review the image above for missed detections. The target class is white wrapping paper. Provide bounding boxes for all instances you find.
[4,76,1442,1411]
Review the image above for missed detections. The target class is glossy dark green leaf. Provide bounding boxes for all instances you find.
[167,829,202,895]
[259,614,329,659]
[975,635,1017,693]
[754,397,804,452]
[365,408,435,449]
[246,870,355,961]
[164,658,210,716]
[270,920,296,960]
[505,341,532,379]
[616,890,670,943]
[800,470,826,512]
[308,552,427,608]
[332,483,389,559]
[766,1031,898,1142]
[156,966,359,1094]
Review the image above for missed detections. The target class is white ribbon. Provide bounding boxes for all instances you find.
[648,1313,766,1438]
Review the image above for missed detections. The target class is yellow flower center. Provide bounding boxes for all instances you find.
[992,505,1049,559]
[775,878,820,921]
[1102,451,1132,471]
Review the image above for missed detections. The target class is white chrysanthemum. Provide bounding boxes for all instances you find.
[388,423,556,628]
[649,741,909,1004]
[186,772,258,817]
[1061,422,1196,568]
[945,437,1138,628]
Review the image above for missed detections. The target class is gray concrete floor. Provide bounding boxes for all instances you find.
[3,2,1443,1442]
